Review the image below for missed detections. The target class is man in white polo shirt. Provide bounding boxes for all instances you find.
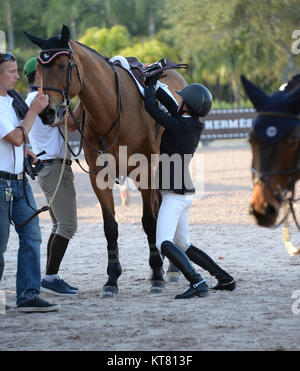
[0,51,59,312]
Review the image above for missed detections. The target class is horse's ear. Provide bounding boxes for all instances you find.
[61,25,70,42]
[23,31,47,48]
[240,75,269,111]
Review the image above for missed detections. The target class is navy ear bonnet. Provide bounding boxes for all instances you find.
[241,75,300,142]
[38,44,71,66]
[24,25,71,66]
[253,115,300,142]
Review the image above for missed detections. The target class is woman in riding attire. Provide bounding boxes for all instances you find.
[24,57,82,296]
[144,75,236,299]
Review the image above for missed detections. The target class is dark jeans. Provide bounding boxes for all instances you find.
[0,177,42,306]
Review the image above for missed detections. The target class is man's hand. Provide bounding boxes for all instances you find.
[25,148,37,164]
[4,93,49,147]
[29,93,49,115]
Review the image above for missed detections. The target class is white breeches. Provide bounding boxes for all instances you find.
[156,191,194,252]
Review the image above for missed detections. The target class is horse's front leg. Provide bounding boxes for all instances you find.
[140,188,165,293]
[101,207,122,298]
[166,261,181,282]
[89,173,122,298]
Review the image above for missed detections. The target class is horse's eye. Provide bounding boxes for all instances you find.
[58,63,66,70]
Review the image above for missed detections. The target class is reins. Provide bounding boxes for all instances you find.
[8,110,70,228]
[9,42,123,227]
[251,112,300,255]
[252,163,300,255]
[251,154,300,231]
[8,126,48,228]
[47,105,70,207]
[263,182,300,255]
[40,46,123,164]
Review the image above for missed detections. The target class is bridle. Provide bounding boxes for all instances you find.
[38,47,81,105]
[251,111,300,229]
[38,45,123,158]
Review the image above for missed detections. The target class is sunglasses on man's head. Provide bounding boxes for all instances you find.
[0,52,16,64]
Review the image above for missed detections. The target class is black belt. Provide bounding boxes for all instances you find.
[41,159,72,166]
[0,171,24,181]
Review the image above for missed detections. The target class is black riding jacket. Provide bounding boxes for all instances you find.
[144,85,204,194]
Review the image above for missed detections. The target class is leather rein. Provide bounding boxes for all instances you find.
[252,111,300,229]
[40,47,123,162]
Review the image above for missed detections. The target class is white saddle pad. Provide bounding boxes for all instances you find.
[109,55,178,113]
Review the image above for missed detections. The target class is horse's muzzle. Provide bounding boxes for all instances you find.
[40,107,56,126]
[249,203,278,227]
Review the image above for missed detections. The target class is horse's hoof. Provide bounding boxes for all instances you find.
[166,271,182,282]
[101,286,118,298]
[150,280,165,293]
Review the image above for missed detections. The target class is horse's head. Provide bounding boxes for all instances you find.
[241,75,300,227]
[24,25,82,126]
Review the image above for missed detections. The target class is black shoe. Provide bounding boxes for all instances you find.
[17,296,60,313]
[210,278,236,291]
[175,280,209,299]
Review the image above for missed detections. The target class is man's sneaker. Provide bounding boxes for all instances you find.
[41,278,78,296]
[63,280,79,291]
[17,296,60,313]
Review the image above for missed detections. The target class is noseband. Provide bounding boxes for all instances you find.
[38,45,123,158]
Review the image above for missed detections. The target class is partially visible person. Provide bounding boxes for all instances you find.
[280,73,300,92]
[0,51,59,312]
[119,182,130,206]
[144,73,236,299]
[24,57,83,296]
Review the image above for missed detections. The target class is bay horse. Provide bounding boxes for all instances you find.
[24,25,186,297]
[241,75,300,228]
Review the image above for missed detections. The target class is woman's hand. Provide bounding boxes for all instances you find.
[145,71,163,87]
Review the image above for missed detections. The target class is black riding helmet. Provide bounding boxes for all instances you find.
[176,83,213,117]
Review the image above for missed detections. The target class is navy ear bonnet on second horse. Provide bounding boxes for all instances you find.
[24,25,71,66]
[252,114,300,142]
[241,75,300,142]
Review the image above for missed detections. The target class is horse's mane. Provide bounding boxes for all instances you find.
[75,41,110,64]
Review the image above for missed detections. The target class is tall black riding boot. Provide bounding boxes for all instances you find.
[46,234,69,275]
[161,241,208,299]
[46,233,55,267]
[186,245,236,291]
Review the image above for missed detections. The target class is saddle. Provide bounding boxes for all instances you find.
[125,57,188,88]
